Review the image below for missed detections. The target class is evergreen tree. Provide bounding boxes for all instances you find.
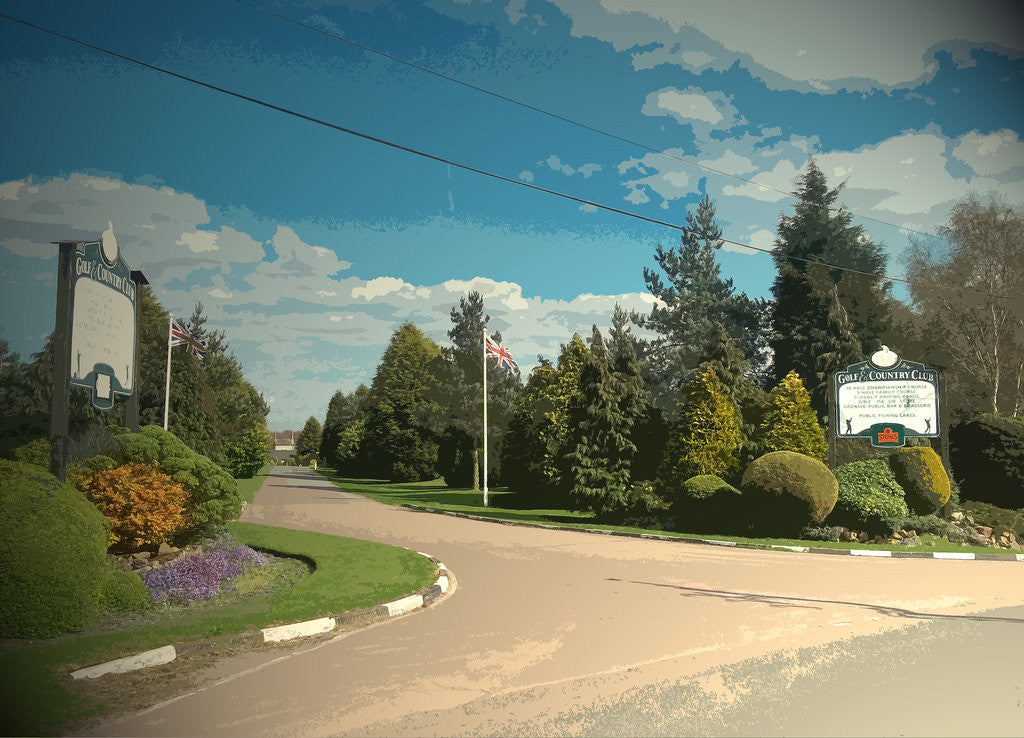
[320,385,370,468]
[362,322,442,481]
[566,326,648,516]
[636,195,764,410]
[770,161,893,415]
[658,365,743,493]
[500,360,557,504]
[809,284,863,413]
[296,416,323,461]
[759,370,828,462]
[544,334,590,500]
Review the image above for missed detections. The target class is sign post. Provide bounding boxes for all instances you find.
[833,345,940,450]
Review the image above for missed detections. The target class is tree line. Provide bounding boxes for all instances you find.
[0,288,270,472]
[307,161,1023,518]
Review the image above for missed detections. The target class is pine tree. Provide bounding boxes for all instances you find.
[636,195,764,410]
[658,365,743,493]
[362,322,442,481]
[320,385,370,468]
[770,161,892,415]
[566,326,648,516]
[500,361,557,504]
[296,416,322,461]
[544,333,590,499]
[759,370,828,462]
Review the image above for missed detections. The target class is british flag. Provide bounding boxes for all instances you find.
[170,317,208,360]
[485,336,518,373]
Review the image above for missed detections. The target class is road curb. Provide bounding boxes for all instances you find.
[401,504,1024,563]
[69,551,450,680]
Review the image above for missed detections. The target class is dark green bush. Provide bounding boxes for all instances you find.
[950,414,1024,509]
[961,500,1024,540]
[887,514,955,537]
[671,475,743,534]
[800,525,847,542]
[599,481,668,524]
[115,425,242,538]
[12,438,50,468]
[97,562,153,614]
[889,447,951,514]
[224,427,270,479]
[830,459,909,534]
[0,460,110,638]
[740,451,839,535]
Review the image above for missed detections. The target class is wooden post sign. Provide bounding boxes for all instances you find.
[68,222,137,410]
[833,345,940,448]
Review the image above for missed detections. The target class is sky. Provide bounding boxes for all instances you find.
[1,0,1023,430]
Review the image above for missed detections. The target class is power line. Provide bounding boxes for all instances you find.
[0,11,1018,304]
[236,0,948,244]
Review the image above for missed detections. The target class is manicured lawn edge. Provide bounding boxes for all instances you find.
[316,469,1020,558]
[234,461,274,505]
[0,522,438,737]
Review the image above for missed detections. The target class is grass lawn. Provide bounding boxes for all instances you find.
[316,468,1015,557]
[0,522,437,737]
[235,461,274,505]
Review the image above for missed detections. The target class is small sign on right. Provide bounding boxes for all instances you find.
[834,345,939,448]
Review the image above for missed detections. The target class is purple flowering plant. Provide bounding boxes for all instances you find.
[143,531,266,606]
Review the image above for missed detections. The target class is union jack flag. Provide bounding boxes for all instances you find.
[170,317,208,360]
[485,336,518,373]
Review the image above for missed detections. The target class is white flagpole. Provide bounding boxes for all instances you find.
[482,326,488,508]
[163,313,173,430]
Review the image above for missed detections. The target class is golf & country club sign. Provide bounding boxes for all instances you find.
[834,346,940,448]
[68,222,137,410]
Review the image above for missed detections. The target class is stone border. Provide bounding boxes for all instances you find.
[70,552,450,680]
[402,505,1024,563]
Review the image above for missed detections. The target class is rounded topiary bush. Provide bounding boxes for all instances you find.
[888,447,951,515]
[830,459,910,534]
[97,563,153,614]
[740,451,839,535]
[671,474,743,534]
[0,460,110,638]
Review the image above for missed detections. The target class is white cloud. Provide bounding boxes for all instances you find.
[549,0,1024,93]
[641,87,743,130]
[518,169,534,183]
[952,129,1024,176]
[539,154,603,178]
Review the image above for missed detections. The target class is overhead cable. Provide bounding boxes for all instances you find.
[1,11,1018,303]
[236,0,947,244]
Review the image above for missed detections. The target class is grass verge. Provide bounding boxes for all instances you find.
[316,468,1015,556]
[234,461,274,505]
[0,522,437,737]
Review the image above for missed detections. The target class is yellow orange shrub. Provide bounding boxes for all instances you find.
[77,463,188,549]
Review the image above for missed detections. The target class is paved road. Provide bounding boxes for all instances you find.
[91,466,1024,736]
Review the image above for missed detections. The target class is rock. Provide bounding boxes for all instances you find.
[906,530,918,538]
[133,551,151,561]
[158,542,179,556]
[840,530,857,542]
[973,525,994,538]
[872,535,883,544]
[901,536,919,546]
[951,511,965,522]
[857,532,870,542]
[967,532,990,547]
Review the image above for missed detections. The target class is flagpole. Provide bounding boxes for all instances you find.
[482,326,488,508]
[163,313,172,430]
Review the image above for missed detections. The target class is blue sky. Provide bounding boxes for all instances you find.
[2,0,1023,429]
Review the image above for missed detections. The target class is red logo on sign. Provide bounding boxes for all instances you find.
[877,427,899,444]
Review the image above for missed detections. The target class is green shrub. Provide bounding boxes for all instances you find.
[115,425,242,539]
[672,474,743,534]
[658,366,743,491]
[600,481,668,524]
[950,414,1024,509]
[12,438,50,468]
[889,514,955,537]
[889,447,951,514]
[740,451,839,535]
[830,459,909,534]
[96,562,152,614]
[224,427,271,479]
[0,460,110,638]
[758,371,827,462]
[800,525,847,542]
[961,500,1024,540]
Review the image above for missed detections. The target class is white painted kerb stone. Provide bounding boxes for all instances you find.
[933,552,976,560]
[437,575,449,594]
[771,545,809,552]
[262,616,335,643]
[385,594,424,616]
[850,549,892,557]
[71,645,176,680]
